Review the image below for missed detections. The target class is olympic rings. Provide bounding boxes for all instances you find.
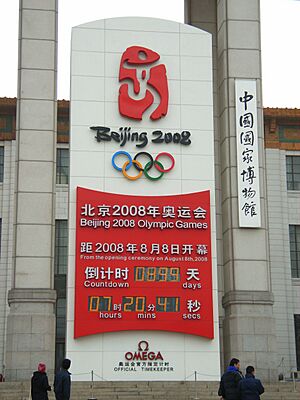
[112,151,175,181]
[133,152,153,171]
[122,160,143,181]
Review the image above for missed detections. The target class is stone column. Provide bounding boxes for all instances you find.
[185,0,277,381]
[5,0,58,380]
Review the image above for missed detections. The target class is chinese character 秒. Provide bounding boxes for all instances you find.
[187,299,201,313]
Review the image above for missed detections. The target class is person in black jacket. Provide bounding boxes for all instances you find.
[54,358,71,400]
[218,358,243,399]
[238,366,264,400]
[31,363,51,400]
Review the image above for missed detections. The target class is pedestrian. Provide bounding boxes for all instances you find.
[53,358,71,400]
[218,357,243,399]
[238,365,264,400]
[31,362,51,400]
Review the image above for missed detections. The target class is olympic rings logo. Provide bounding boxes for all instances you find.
[112,151,175,181]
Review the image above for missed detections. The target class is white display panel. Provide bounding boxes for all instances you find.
[67,17,220,381]
[235,79,261,228]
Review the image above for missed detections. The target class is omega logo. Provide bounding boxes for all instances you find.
[124,340,164,361]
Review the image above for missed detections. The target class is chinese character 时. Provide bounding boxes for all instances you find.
[81,203,95,216]
[126,243,138,254]
[242,187,256,199]
[242,201,257,217]
[85,267,99,280]
[187,299,201,313]
[196,244,208,255]
[162,206,176,218]
[239,113,254,128]
[242,148,254,164]
[239,91,253,111]
[80,242,93,253]
[97,205,111,217]
[186,268,200,281]
[114,268,129,280]
[182,244,193,255]
[241,166,256,185]
[240,130,254,146]
[193,207,207,219]
[177,206,191,218]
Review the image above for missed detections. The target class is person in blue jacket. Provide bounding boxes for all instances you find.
[53,358,71,400]
[218,358,244,399]
[238,365,264,400]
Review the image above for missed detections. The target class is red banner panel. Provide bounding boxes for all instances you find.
[75,187,214,339]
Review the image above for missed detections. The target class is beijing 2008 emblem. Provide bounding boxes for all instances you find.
[118,46,169,121]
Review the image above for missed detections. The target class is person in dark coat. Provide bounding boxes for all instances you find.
[31,362,51,400]
[218,358,243,399]
[54,358,71,400]
[238,366,264,400]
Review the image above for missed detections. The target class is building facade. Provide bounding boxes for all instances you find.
[0,99,299,379]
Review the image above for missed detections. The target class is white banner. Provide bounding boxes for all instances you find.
[235,79,261,228]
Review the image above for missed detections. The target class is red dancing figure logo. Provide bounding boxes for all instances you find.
[118,46,169,121]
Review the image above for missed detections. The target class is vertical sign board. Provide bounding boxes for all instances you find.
[68,17,220,380]
[235,79,261,227]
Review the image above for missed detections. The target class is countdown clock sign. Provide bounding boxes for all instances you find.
[75,187,213,339]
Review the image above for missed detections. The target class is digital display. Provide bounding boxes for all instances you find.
[88,295,180,313]
[134,266,180,282]
[75,188,214,338]
[156,297,180,312]
[88,296,113,312]
[122,296,146,312]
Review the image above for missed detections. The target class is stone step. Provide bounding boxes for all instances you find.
[0,381,298,400]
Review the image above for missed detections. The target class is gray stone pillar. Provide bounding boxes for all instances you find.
[5,0,58,380]
[185,0,277,381]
